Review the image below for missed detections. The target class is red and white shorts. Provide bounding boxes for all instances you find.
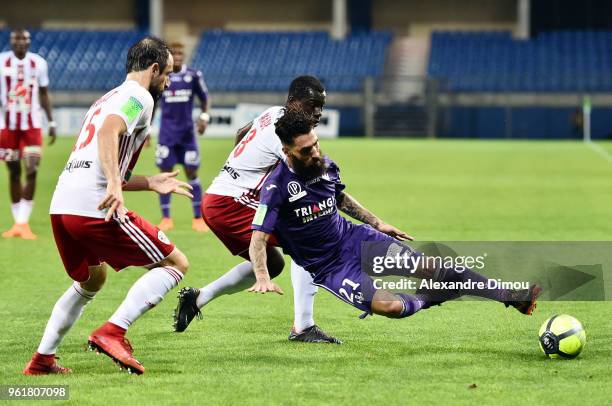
[0,127,43,161]
[202,193,278,257]
[51,211,176,282]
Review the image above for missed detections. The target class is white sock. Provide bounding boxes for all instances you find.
[197,261,254,308]
[37,282,97,355]
[11,202,20,223]
[109,266,183,330]
[17,199,33,224]
[291,260,317,332]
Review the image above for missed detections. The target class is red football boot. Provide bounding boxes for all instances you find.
[87,322,145,375]
[23,352,72,375]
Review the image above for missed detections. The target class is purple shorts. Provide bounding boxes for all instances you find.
[307,224,401,314]
[156,143,200,170]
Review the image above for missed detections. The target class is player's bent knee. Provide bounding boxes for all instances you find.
[161,248,189,275]
[81,264,107,292]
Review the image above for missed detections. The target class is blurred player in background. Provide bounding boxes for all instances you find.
[174,76,341,344]
[156,42,210,232]
[0,29,56,239]
[24,37,193,375]
[249,107,541,321]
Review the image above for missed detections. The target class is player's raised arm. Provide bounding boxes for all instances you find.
[97,115,128,222]
[248,230,284,295]
[337,191,414,241]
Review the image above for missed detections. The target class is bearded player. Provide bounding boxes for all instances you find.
[24,37,193,376]
[156,42,210,232]
[248,107,541,324]
[0,29,57,239]
[174,76,341,343]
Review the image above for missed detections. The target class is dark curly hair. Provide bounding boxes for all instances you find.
[275,107,316,145]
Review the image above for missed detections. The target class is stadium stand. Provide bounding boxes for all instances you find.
[428,30,612,92]
[0,29,146,91]
[0,29,391,93]
[190,30,392,92]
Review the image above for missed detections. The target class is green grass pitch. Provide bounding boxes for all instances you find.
[1,137,611,405]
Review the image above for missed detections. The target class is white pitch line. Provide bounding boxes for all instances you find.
[585,141,612,163]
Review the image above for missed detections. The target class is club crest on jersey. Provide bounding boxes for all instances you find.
[184,74,192,83]
[287,181,307,202]
[157,230,171,245]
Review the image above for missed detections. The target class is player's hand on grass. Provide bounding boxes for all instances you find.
[148,170,194,198]
[377,223,414,241]
[248,277,284,295]
[99,180,127,223]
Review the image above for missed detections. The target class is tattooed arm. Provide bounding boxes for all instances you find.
[337,191,414,241]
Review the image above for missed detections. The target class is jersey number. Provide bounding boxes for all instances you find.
[338,278,361,303]
[73,108,102,151]
[233,128,257,158]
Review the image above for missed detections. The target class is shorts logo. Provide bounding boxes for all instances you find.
[288,181,307,202]
[157,230,171,245]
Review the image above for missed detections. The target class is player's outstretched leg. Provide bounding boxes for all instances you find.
[174,248,284,332]
[288,261,341,344]
[88,248,188,374]
[418,265,542,315]
[24,265,107,375]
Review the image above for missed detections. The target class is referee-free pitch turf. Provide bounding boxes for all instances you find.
[1,137,611,405]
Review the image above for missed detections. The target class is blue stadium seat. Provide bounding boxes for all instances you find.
[191,30,392,92]
[427,30,612,92]
[1,29,146,91]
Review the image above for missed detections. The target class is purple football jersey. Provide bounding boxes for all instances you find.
[252,157,351,268]
[158,65,208,146]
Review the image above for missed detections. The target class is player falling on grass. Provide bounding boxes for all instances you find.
[247,107,542,324]
[156,42,210,232]
[174,76,341,343]
[0,29,56,239]
[24,37,193,376]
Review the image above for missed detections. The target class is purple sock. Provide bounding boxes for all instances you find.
[437,267,507,302]
[396,293,425,318]
[189,178,202,218]
[160,193,171,218]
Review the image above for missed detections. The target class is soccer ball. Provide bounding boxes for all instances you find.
[538,314,586,359]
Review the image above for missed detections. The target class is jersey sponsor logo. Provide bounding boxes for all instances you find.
[64,159,93,173]
[293,196,337,223]
[287,181,307,202]
[253,204,268,226]
[222,163,240,179]
[157,230,171,245]
[121,96,144,123]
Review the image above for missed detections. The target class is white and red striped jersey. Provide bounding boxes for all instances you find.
[50,80,154,218]
[206,106,286,208]
[0,51,49,130]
